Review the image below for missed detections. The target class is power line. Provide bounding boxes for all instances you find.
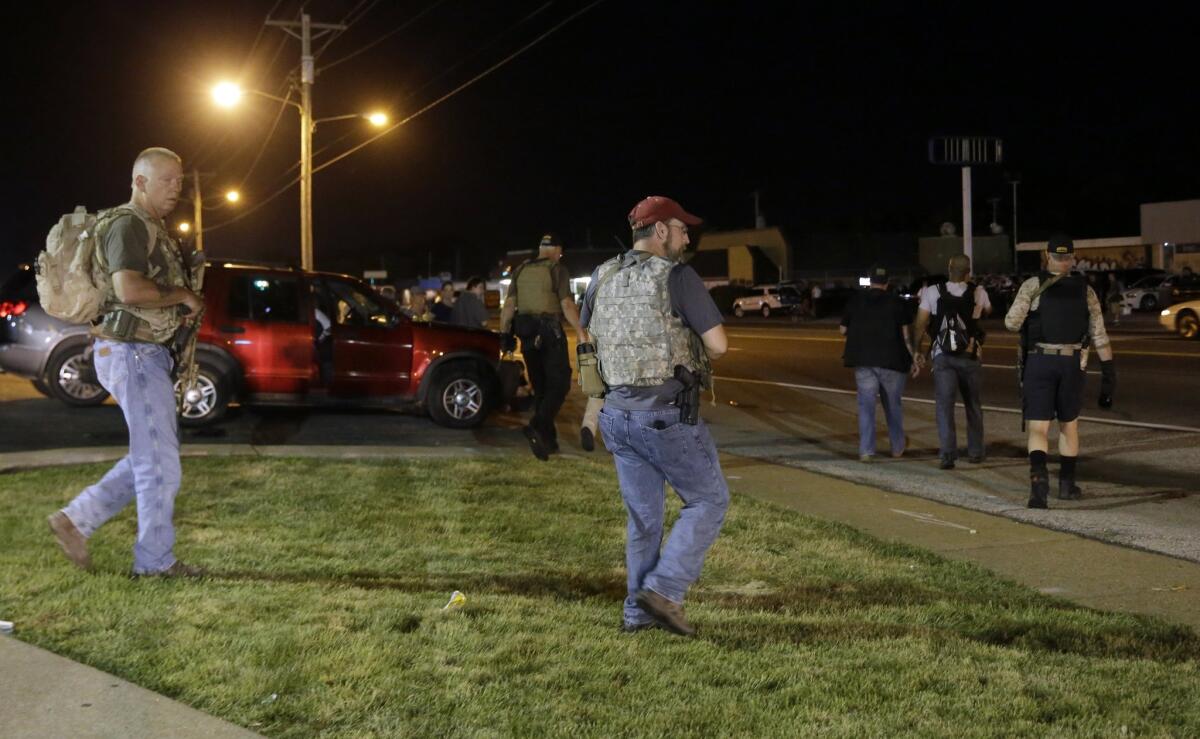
[313,0,381,59]
[318,0,452,73]
[313,0,607,175]
[403,1,555,103]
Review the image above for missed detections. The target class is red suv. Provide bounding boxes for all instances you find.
[181,262,509,429]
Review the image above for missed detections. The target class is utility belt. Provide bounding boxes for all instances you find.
[92,309,162,344]
[1031,344,1082,357]
[512,313,563,345]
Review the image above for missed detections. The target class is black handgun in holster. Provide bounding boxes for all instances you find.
[674,364,700,425]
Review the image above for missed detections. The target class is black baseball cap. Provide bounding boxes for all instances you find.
[1047,234,1074,255]
[868,264,889,284]
[539,233,563,249]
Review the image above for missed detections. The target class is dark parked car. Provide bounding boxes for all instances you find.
[0,263,108,406]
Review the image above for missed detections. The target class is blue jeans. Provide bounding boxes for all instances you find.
[63,340,181,574]
[854,367,907,456]
[599,407,730,626]
[932,353,984,459]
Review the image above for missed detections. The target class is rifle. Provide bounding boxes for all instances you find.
[174,246,206,414]
[674,364,701,425]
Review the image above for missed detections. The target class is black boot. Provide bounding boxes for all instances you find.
[1057,479,1082,500]
[1028,471,1049,508]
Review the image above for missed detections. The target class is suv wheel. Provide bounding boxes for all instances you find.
[733,305,745,318]
[1178,310,1199,340]
[178,360,231,427]
[45,342,109,407]
[1140,294,1158,311]
[761,304,771,318]
[428,364,490,429]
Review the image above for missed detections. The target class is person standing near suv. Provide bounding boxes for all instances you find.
[912,254,991,469]
[841,265,916,461]
[499,233,582,459]
[47,147,205,578]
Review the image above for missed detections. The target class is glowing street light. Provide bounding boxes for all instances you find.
[225,190,241,203]
[212,82,244,108]
[212,78,391,271]
[178,222,191,234]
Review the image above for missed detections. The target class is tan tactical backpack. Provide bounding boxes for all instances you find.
[35,206,157,324]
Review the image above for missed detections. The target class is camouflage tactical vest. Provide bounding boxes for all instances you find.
[513,259,559,315]
[93,204,189,344]
[588,252,709,387]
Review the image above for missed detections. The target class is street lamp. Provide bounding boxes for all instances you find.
[178,222,191,234]
[212,80,389,271]
[225,190,240,203]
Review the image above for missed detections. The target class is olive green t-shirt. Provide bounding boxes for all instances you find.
[102,213,171,279]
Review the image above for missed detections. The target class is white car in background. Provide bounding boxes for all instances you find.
[1160,299,1200,339]
[732,284,803,318]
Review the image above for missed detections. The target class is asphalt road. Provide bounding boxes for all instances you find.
[3,313,1198,561]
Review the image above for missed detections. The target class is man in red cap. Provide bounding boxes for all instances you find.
[579,196,729,636]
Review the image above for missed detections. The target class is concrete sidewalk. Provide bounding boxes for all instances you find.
[0,636,261,739]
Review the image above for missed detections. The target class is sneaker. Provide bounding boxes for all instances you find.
[580,426,595,452]
[47,512,91,571]
[134,561,207,579]
[939,457,956,470]
[522,425,549,461]
[859,454,874,463]
[635,589,695,637]
[620,620,659,634]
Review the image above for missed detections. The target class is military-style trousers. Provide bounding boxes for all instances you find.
[522,330,570,447]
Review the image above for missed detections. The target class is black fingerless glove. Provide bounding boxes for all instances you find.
[1098,359,1115,409]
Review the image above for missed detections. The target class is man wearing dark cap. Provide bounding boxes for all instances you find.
[500,233,582,459]
[581,196,728,637]
[1005,235,1116,509]
[840,265,917,461]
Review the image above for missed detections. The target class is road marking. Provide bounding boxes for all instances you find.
[726,333,1200,359]
[890,509,977,534]
[714,375,1200,434]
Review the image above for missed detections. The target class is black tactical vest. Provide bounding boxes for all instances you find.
[1029,272,1088,344]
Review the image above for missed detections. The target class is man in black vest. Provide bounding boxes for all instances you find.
[1005,235,1116,508]
[912,254,991,469]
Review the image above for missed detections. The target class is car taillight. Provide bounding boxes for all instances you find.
[0,300,28,318]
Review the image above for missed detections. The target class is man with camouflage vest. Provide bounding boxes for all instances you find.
[580,196,729,637]
[499,233,582,460]
[48,147,206,577]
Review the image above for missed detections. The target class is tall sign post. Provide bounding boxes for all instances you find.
[928,137,1004,263]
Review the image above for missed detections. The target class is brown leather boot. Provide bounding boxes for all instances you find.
[635,589,696,637]
[48,512,91,571]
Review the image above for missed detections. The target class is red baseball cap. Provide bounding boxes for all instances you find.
[627,196,703,229]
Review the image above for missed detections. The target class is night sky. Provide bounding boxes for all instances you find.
[4,1,1197,281]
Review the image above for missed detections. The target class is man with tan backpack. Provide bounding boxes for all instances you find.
[44,147,205,577]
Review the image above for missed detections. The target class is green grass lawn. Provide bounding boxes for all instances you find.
[2,455,1198,737]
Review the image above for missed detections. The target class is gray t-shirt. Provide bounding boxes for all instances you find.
[580,256,722,410]
[449,291,490,328]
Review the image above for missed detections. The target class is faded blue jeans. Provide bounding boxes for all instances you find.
[63,340,181,574]
[854,367,907,457]
[932,353,985,460]
[599,407,730,627]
